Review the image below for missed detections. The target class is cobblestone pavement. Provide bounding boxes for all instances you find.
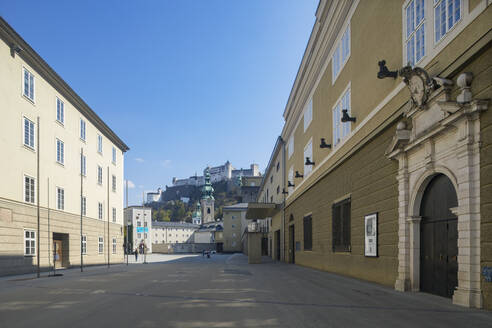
[0,253,490,328]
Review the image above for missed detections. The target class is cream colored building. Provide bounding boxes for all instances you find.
[152,221,198,244]
[0,17,129,275]
[222,203,248,252]
[124,207,152,254]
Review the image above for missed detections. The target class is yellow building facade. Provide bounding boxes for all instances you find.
[255,0,492,309]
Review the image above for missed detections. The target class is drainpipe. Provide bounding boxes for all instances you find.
[281,137,286,262]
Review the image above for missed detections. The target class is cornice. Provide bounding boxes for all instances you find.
[257,136,284,197]
[0,17,129,152]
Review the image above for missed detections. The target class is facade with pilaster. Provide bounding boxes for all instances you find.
[0,17,129,276]
[259,0,491,309]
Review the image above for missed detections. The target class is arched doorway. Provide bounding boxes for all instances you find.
[419,174,458,298]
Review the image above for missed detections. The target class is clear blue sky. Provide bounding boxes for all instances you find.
[1,1,318,206]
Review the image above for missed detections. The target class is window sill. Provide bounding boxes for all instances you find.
[80,138,86,143]
[24,254,35,257]
[23,144,36,153]
[56,161,65,167]
[22,94,35,105]
[55,120,65,128]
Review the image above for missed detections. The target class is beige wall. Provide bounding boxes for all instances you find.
[222,209,245,252]
[0,22,127,275]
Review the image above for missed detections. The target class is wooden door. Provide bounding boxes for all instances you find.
[53,240,63,268]
[289,225,295,264]
[420,174,458,298]
[275,230,281,261]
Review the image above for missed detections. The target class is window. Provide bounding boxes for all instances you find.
[144,233,147,239]
[56,187,64,210]
[405,0,425,66]
[288,166,294,194]
[303,215,312,251]
[138,233,141,238]
[23,68,35,101]
[97,135,103,153]
[81,153,86,176]
[137,221,141,227]
[98,236,104,254]
[332,198,351,252]
[112,175,116,192]
[24,175,35,204]
[56,97,64,124]
[80,119,86,141]
[23,117,35,149]
[232,241,236,247]
[24,230,36,256]
[276,162,280,172]
[303,139,313,177]
[434,0,461,43]
[232,215,235,220]
[81,196,86,216]
[270,176,273,184]
[304,98,313,131]
[332,86,351,147]
[98,202,103,220]
[144,221,147,227]
[97,166,103,185]
[112,238,117,254]
[112,207,116,222]
[288,136,294,159]
[56,139,64,165]
[276,186,280,194]
[112,147,117,164]
[332,24,350,82]
[232,224,235,228]
[232,233,236,238]
[81,235,87,255]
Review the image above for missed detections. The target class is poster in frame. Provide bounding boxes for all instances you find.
[364,213,378,257]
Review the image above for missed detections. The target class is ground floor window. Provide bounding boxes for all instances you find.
[24,229,36,256]
[332,198,351,252]
[303,215,312,251]
[98,236,104,254]
[112,238,117,254]
[81,235,87,254]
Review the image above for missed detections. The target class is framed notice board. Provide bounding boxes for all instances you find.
[364,213,378,257]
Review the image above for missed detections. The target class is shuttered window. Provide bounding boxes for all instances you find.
[332,198,351,252]
[303,215,312,251]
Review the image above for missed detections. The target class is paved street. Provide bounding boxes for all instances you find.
[0,254,491,328]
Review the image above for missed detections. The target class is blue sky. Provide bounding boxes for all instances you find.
[1,1,318,205]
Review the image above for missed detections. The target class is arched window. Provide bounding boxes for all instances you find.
[207,208,211,214]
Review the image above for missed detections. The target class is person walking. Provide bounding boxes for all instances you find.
[134,247,138,262]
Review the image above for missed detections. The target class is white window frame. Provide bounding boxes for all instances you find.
[97,135,103,154]
[24,229,36,256]
[112,238,117,254]
[404,0,426,66]
[332,24,350,84]
[80,119,86,141]
[81,153,87,176]
[97,165,103,185]
[98,236,104,254]
[56,97,64,125]
[22,67,35,102]
[81,196,87,216]
[56,138,64,165]
[56,187,64,210]
[112,175,116,192]
[98,202,103,220]
[288,135,294,159]
[332,84,352,147]
[23,117,35,150]
[112,207,116,222]
[303,139,313,177]
[81,235,87,255]
[433,0,462,44]
[112,147,117,164]
[303,98,313,132]
[24,175,36,204]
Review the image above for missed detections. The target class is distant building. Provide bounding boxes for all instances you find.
[152,221,199,244]
[146,188,163,203]
[124,206,152,254]
[222,203,248,252]
[192,202,202,225]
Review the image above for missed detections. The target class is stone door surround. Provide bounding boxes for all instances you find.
[387,70,488,308]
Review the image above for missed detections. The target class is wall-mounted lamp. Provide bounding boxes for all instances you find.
[305,157,315,166]
[295,171,303,178]
[320,138,332,149]
[341,109,356,123]
[10,43,22,58]
[288,181,295,187]
[377,60,398,79]
[282,188,289,195]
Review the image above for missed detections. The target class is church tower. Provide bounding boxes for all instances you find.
[200,167,215,224]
